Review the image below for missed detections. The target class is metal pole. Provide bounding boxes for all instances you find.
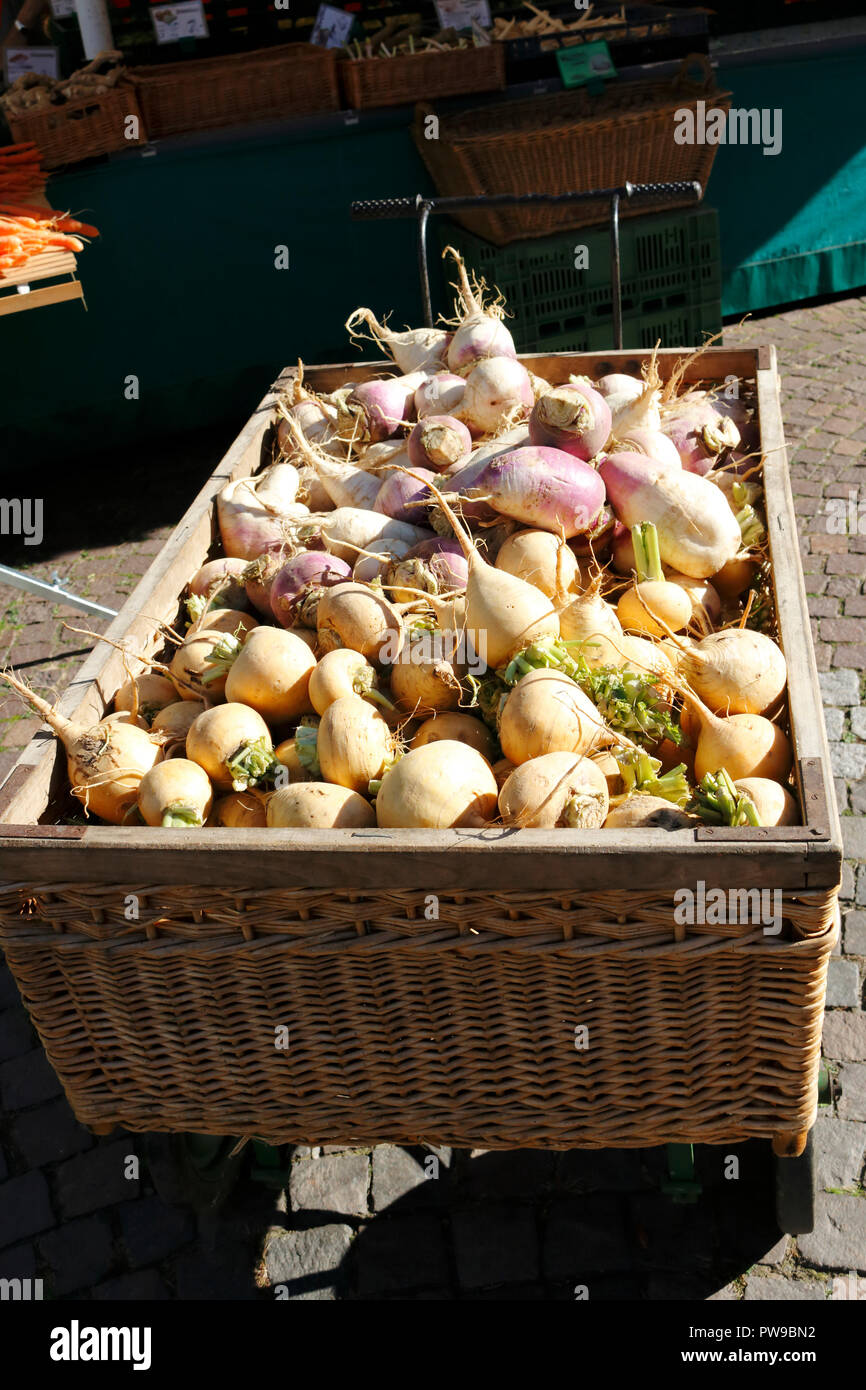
[416,198,434,329]
[0,565,118,619]
[610,192,623,351]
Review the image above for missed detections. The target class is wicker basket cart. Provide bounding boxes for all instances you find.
[0,195,841,1232]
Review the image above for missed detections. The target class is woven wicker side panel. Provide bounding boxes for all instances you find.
[340,47,505,110]
[134,48,339,138]
[3,928,832,1150]
[7,84,146,170]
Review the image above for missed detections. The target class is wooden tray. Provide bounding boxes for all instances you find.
[0,345,841,893]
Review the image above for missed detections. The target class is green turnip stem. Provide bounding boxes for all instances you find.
[161,804,204,828]
[200,632,243,685]
[736,502,765,548]
[613,746,690,806]
[227,736,279,791]
[631,522,664,583]
[295,723,321,777]
[690,769,760,826]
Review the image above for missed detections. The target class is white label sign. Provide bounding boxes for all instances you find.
[434,0,491,31]
[150,1,208,44]
[50,0,76,17]
[309,4,354,49]
[4,47,60,81]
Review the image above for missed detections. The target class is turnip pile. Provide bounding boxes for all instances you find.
[4,250,797,833]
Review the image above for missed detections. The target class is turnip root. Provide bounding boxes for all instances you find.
[137,758,213,828]
[214,790,268,828]
[614,426,681,470]
[683,690,793,783]
[345,308,449,375]
[270,551,352,629]
[1,670,161,824]
[316,583,404,666]
[496,529,579,600]
[218,464,307,559]
[384,538,468,603]
[295,508,432,566]
[616,523,692,638]
[170,629,232,701]
[318,696,393,793]
[151,700,206,745]
[277,396,339,453]
[188,558,249,613]
[557,583,624,669]
[599,452,741,578]
[188,607,258,638]
[664,571,721,628]
[375,741,497,828]
[492,756,517,789]
[604,795,694,829]
[114,673,177,723]
[186,703,276,791]
[457,356,534,437]
[416,372,466,419]
[594,370,661,434]
[337,372,426,445]
[390,634,462,716]
[282,413,383,509]
[462,446,605,538]
[374,466,435,524]
[243,545,285,615]
[309,648,391,716]
[410,711,496,762]
[103,711,149,730]
[224,628,316,723]
[296,465,336,513]
[568,503,616,562]
[711,554,759,601]
[274,728,319,782]
[443,247,517,373]
[408,415,473,473]
[419,473,558,668]
[353,536,415,585]
[267,782,375,829]
[734,777,798,827]
[499,669,613,765]
[661,392,740,474]
[529,382,611,462]
[666,628,787,716]
[499,752,609,828]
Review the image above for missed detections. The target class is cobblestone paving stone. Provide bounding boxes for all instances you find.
[0,299,863,1300]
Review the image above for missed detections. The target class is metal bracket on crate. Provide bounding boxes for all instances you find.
[0,564,118,619]
[350,181,702,349]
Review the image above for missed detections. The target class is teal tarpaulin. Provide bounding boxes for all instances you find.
[713,50,866,316]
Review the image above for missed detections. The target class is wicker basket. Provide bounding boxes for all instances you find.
[0,346,842,1154]
[4,80,146,170]
[130,43,340,140]
[413,54,731,245]
[0,883,837,1149]
[339,43,505,111]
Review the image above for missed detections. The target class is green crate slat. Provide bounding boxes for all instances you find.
[517,299,723,355]
[442,206,721,351]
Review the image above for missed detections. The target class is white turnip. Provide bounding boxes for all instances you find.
[499,669,613,765]
[410,711,496,762]
[458,356,534,437]
[224,627,316,724]
[137,758,213,828]
[186,703,276,791]
[218,464,307,560]
[317,696,393,793]
[269,551,352,629]
[499,752,609,828]
[408,415,472,472]
[114,673,177,724]
[375,740,497,828]
[214,790,268,827]
[316,582,404,666]
[345,308,449,375]
[529,381,611,461]
[415,373,466,419]
[496,529,579,600]
[267,782,375,829]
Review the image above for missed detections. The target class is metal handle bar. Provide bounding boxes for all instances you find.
[350,181,703,347]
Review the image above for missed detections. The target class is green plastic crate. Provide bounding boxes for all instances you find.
[441,206,722,351]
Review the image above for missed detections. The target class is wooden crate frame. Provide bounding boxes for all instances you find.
[0,345,841,893]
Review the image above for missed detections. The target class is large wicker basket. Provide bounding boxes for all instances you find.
[0,346,841,1156]
[339,43,505,111]
[4,80,146,170]
[130,43,340,139]
[413,54,730,244]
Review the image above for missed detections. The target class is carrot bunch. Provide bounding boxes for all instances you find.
[0,141,100,275]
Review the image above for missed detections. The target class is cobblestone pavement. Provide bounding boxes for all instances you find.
[0,298,864,1300]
